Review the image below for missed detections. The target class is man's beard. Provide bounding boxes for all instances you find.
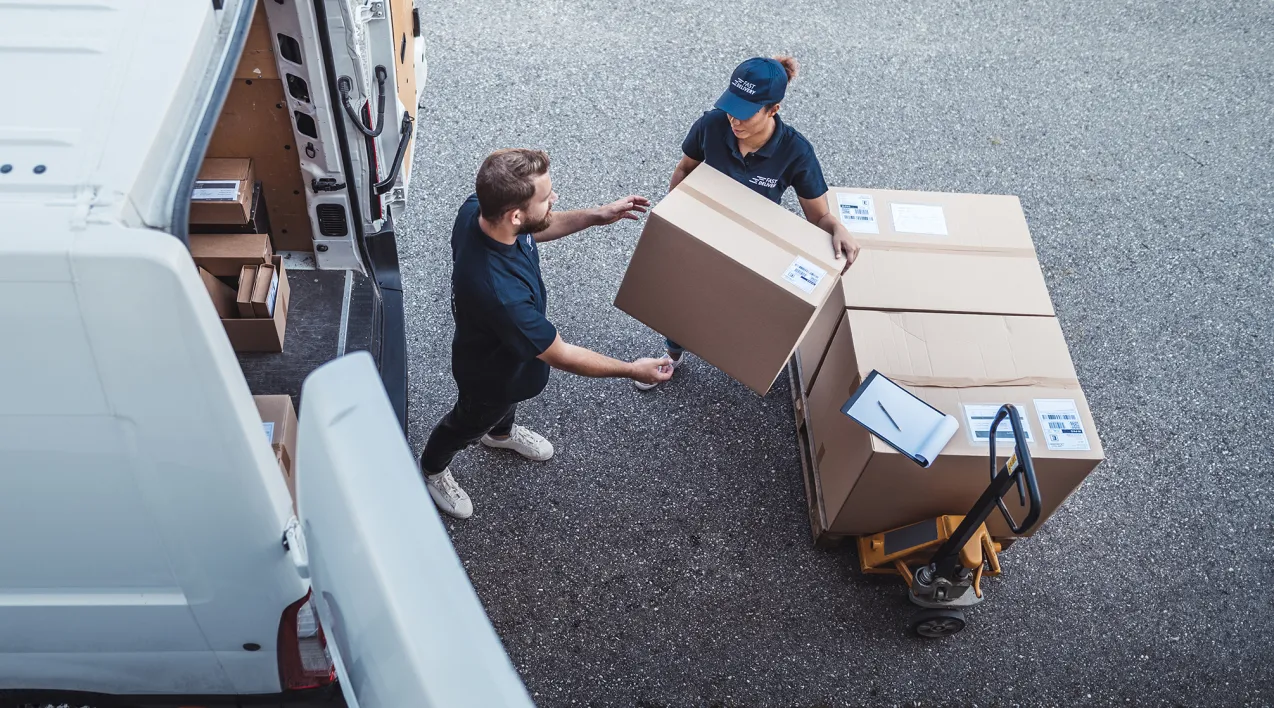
[523,209,553,234]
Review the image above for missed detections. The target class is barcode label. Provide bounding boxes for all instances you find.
[192,180,240,202]
[782,256,827,294]
[1033,399,1090,451]
[835,192,879,233]
[963,404,1034,446]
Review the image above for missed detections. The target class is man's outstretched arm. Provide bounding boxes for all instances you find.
[533,195,651,243]
[538,334,671,385]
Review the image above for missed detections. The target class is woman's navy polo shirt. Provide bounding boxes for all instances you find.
[682,109,829,204]
[449,194,557,404]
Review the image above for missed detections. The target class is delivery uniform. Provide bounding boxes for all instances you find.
[418,194,558,476]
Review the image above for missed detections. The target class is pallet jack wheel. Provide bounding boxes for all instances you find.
[910,608,967,638]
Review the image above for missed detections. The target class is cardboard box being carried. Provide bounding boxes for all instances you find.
[190,158,256,225]
[254,394,298,503]
[614,163,844,394]
[806,309,1103,539]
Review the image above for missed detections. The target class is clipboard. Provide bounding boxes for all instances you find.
[840,370,960,468]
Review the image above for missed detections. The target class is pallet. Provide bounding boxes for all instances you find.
[787,358,849,549]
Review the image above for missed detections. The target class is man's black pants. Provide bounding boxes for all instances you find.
[419,396,517,476]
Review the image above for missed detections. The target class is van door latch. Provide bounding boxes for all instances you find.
[282,517,311,580]
[311,178,346,193]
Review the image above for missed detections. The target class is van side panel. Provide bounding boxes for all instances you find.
[0,221,305,695]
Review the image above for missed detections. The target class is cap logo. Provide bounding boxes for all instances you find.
[732,77,757,95]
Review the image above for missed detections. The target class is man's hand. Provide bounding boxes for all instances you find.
[592,195,651,226]
[832,229,861,264]
[629,356,673,385]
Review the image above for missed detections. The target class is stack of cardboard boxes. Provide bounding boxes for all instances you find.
[188,158,291,353]
[617,169,1104,543]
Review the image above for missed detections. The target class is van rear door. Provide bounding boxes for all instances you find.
[295,352,534,707]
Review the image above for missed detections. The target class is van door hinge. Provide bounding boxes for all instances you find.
[369,1,386,19]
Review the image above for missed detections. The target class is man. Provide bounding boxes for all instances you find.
[419,148,672,519]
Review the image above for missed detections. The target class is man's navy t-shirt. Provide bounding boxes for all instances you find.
[450,194,557,404]
[682,109,829,204]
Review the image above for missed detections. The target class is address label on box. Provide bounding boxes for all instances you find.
[836,193,879,234]
[1034,398,1090,451]
[782,256,827,294]
[963,403,1034,446]
[890,203,948,236]
[192,180,240,202]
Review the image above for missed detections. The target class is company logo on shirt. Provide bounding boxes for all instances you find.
[749,175,779,189]
[525,234,533,247]
[732,78,757,95]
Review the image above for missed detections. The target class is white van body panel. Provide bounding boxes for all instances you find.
[0,220,304,694]
[298,353,535,708]
[0,0,244,231]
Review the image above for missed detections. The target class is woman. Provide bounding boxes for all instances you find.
[635,55,860,391]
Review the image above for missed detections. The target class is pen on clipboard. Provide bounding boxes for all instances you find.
[878,401,901,430]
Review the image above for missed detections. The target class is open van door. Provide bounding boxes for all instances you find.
[295,352,534,708]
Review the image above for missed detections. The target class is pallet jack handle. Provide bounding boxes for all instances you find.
[928,405,1041,580]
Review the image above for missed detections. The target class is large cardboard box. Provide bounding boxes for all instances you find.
[190,158,255,225]
[254,394,298,502]
[806,310,1103,539]
[826,187,1037,254]
[222,256,291,352]
[189,181,273,235]
[190,232,273,277]
[795,247,1055,395]
[614,163,844,394]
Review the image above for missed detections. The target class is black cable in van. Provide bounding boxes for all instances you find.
[337,66,388,137]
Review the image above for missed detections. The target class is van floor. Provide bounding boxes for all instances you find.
[237,266,378,408]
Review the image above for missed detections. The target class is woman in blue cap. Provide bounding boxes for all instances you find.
[635,55,860,391]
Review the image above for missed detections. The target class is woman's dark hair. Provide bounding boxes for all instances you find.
[773,55,800,82]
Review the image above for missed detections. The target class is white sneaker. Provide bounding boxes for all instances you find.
[424,468,473,519]
[634,351,685,391]
[481,424,554,461]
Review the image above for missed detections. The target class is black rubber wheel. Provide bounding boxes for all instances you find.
[910,608,967,638]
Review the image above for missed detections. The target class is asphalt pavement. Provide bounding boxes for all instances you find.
[395,1,1274,705]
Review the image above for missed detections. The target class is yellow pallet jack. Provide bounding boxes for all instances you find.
[857,404,1042,638]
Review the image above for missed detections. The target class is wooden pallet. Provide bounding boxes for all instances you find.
[787,358,848,549]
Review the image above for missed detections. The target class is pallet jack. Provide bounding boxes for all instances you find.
[857,404,1042,638]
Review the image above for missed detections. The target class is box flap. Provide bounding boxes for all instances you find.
[841,248,1054,316]
[847,310,1079,387]
[826,187,1036,254]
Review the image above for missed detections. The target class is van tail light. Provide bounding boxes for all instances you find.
[278,591,336,690]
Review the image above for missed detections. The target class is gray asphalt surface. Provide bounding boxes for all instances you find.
[396,1,1274,705]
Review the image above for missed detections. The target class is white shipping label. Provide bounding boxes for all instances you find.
[1034,398,1091,451]
[835,192,879,234]
[264,270,280,318]
[782,256,827,294]
[262,421,276,444]
[890,203,949,236]
[964,404,1034,446]
[192,180,241,202]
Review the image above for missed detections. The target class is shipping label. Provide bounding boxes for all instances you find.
[192,180,240,202]
[783,256,827,294]
[835,192,879,234]
[890,203,948,236]
[963,403,1034,446]
[1034,398,1091,451]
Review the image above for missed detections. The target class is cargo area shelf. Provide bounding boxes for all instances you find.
[237,267,379,409]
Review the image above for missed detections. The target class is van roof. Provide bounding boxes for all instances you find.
[0,1,229,230]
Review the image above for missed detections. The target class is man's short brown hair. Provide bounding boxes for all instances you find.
[475,148,550,221]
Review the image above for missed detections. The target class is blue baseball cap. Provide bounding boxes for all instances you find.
[714,57,788,120]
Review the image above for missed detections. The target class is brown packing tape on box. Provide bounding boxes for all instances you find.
[222,256,290,352]
[236,265,257,318]
[198,267,238,319]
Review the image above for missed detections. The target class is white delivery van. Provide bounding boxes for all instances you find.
[0,1,532,706]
